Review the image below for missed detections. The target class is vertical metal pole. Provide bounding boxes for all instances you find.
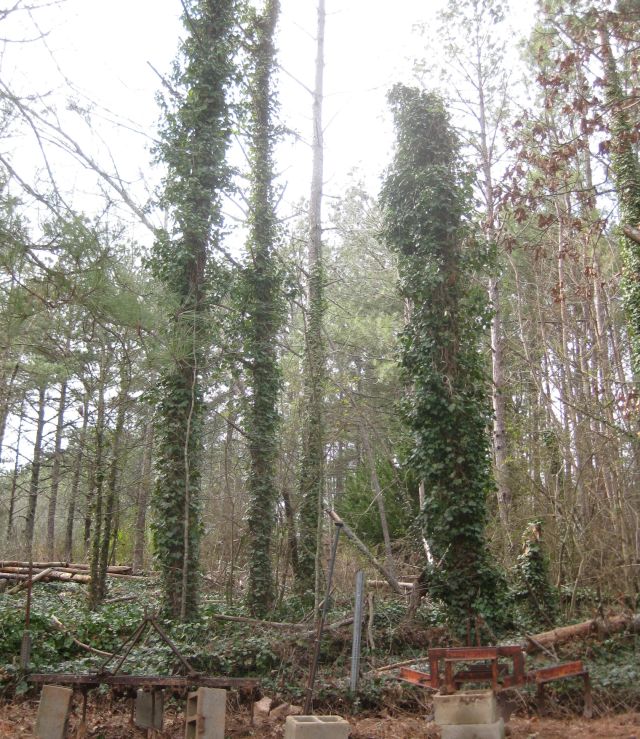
[349,570,364,693]
[303,522,342,714]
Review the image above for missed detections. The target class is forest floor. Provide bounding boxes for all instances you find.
[0,695,639,738]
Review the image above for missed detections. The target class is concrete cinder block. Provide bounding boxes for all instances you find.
[34,684,73,739]
[284,714,350,739]
[135,689,164,730]
[185,687,226,739]
[434,690,498,726]
[441,719,505,739]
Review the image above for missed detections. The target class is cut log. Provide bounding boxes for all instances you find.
[522,613,640,654]
[0,567,91,584]
[0,561,68,569]
[0,561,132,574]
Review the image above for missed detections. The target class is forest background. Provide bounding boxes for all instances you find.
[0,0,639,647]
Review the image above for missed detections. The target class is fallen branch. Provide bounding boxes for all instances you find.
[209,613,301,630]
[301,616,355,638]
[325,510,404,595]
[367,579,414,589]
[50,616,114,658]
[375,657,428,673]
[7,567,53,595]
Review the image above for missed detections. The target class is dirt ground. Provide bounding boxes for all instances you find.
[0,695,639,738]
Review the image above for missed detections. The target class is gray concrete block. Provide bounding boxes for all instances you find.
[185,687,226,739]
[135,689,164,730]
[441,718,505,739]
[434,690,498,725]
[284,714,350,739]
[34,684,73,739]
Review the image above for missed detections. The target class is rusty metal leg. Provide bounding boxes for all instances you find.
[536,682,546,715]
[491,659,499,691]
[444,661,454,693]
[583,673,593,719]
[429,654,440,691]
[78,688,88,737]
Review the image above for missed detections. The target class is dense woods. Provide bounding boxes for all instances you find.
[0,0,639,646]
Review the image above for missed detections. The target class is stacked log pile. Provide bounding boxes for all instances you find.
[0,562,145,592]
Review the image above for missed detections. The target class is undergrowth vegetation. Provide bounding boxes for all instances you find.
[0,578,638,716]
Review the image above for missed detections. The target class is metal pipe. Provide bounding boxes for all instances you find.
[349,570,364,693]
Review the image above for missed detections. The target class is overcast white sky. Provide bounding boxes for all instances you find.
[1,0,484,237]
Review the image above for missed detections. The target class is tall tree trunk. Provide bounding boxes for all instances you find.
[0,361,19,462]
[297,0,327,607]
[23,385,47,556]
[244,0,282,618]
[88,365,107,609]
[360,423,396,577]
[474,34,511,533]
[46,379,67,559]
[152,0,238,620]
[65,392,89,562]
[132,420,153,573]
[6,394,26,541]
[95,368,129,603]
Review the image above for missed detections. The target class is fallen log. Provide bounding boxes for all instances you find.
[0,567,91,584]
[522,613,640,654]
[0,561,132,574]
[0,565,144,585]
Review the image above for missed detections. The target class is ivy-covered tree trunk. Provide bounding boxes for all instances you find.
[243,0,282,618]
[88,366,107,610]
[297,0,327,604]
[151,0,238,620]
[381,86,502,627]
[600,23,640,373]
[599,21,640,595]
